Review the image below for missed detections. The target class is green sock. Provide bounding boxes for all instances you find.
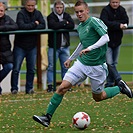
[46,93,63,116]
[104,86,120,98]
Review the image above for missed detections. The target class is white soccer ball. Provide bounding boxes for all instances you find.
[72,112,91,130]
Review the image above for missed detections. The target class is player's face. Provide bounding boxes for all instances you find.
[55,4,64,15]
[74,5,89,22]
[25,0,36,12]
[110,0,120,9]
[0,6,5,18]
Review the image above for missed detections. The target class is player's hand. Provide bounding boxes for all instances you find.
[80,48,90,56]
[64,59,72,68]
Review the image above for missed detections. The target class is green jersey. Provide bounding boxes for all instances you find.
[77,16,108,66]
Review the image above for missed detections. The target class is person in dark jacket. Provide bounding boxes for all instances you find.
[47,0,75,92]
[0,2,18,95]
[11,0,46,94]
[100,0,129,87]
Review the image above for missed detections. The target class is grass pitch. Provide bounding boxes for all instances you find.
[1,33,132,133]
[0,85,133,133]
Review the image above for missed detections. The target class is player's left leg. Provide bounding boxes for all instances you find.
[92,86,120,102]
[90,63,132,102]
[92,82,133,102]
[90,63,121,101]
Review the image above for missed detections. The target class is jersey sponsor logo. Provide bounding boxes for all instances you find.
[86,26,90,33]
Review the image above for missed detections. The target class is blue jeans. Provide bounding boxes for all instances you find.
[0,63,13,82]
[105,46,121,87]
[0,63,13,93]
[47,47,70,84]
[11,46,37,92]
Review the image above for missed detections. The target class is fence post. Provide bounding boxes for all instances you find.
[53,31,57,91]
[37,34,42,89]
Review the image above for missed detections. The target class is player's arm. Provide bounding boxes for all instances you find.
[64,42,83,68]
[80,34,109,56]
[87,34,109,50]
[69,42,83,60]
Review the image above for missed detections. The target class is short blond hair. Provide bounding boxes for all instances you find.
[75,1,89,9]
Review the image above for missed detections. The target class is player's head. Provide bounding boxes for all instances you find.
[109,0,120,9]
[25,0,36,13]
[0,2,6,18]
[74,1,90,22]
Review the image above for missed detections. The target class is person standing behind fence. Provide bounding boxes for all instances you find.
[11,0,46,94]
[100,0,129,87]
[0,2,18,95]
[46,0,75,92]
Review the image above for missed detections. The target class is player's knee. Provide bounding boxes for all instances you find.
[56,85,67,95]
[92,93,104,102]
[93,96,102,102]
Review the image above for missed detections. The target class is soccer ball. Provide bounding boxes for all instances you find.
[72,112,91,130]
[72,112,90,130]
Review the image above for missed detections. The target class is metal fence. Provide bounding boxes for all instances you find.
[0,26,133,90]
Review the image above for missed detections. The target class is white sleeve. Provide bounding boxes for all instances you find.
[87,34,109,51]
[68,42,83,61]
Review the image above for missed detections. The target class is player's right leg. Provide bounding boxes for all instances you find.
[33,60,86,127]
[33,80,72,127]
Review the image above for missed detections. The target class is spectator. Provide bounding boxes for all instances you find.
[33,1,132,127]
[100,0,129,87]
[0,2,18,95]
[11,0,46,94]
[47,0,75,92]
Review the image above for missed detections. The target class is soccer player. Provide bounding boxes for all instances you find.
[33,1,133,127]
